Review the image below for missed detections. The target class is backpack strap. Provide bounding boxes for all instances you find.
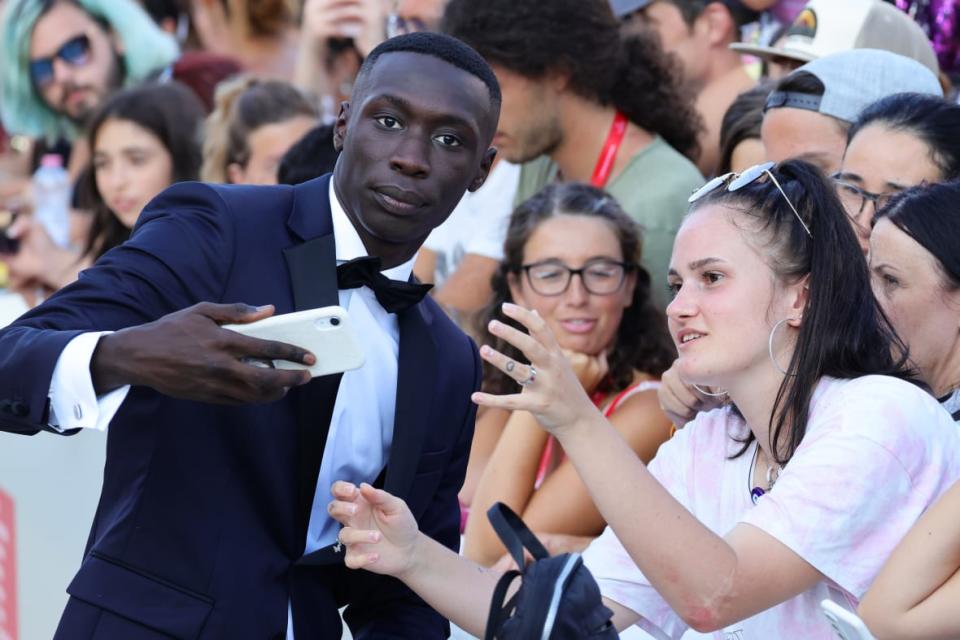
[484,569,521,640]
[487,502,550,567]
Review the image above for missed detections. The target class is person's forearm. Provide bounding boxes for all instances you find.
[555,415,739,628]
[464,410,548,564]
[399,531,504,637]
[860,482,960,639]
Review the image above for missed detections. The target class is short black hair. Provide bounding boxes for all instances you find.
[277,124,340,185]
[356,32,501,111]
[877,181,960,292]
[850,92,960,181]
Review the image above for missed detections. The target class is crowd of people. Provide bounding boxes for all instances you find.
[1,0,959,639]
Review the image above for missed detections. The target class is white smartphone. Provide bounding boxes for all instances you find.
[223,305,365,378]
[821,599,876,640]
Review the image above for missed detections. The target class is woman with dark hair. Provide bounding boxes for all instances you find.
[857,180,960,639]
[81,81,205,259]
[460,182,675,566]
[664,91,960,429]
[834,92,960,253]
[327,161,960,638]
[1,81,205,295]
[868,182,960,419]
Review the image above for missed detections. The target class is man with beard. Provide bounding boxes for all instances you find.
[444,0,704,308]
[0,0,238,144]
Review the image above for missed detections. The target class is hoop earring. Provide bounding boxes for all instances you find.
[768,318,798,376]
[692,384,727,398]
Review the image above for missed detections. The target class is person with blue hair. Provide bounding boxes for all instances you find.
[0,0,240,146]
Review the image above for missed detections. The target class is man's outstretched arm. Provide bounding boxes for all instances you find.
[0,183,312,435]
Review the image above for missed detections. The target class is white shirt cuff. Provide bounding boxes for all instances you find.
[48,332,130,432]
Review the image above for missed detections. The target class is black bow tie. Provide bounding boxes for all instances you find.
[336,256,432,313]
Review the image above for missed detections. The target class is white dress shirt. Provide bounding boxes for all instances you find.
[45,183,413,636]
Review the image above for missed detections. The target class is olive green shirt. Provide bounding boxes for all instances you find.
[514,136,704,309]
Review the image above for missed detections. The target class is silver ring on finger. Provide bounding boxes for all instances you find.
[519,365,537,386]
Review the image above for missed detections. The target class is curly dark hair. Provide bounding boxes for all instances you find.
[442,0,702,161]
[476,183,676,395]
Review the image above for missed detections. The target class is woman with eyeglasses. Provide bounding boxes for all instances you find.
[460,182,675,568]
[326,160,960,638]
[833,92,960,254]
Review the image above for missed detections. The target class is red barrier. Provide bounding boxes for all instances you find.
[0,488,16,640]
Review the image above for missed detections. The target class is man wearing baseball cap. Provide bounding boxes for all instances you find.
[732,0,939,77]
[611,0,757,175]
[761,48,943,174]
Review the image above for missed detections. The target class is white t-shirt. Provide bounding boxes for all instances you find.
[423,160,520,288]
[583,375,960,640]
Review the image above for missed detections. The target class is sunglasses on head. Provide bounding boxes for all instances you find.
[688,161,812,238]
[29,34,91,88]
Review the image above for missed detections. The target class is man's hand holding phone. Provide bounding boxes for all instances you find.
[91,303,316,404]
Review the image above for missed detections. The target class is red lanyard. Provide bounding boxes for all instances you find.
[589,111,628,188]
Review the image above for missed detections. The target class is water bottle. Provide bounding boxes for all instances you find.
[32,154,71,248]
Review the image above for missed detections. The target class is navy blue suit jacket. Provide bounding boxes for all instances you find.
[0,175,480,639]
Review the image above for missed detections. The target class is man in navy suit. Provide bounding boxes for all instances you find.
[0,32,499,639]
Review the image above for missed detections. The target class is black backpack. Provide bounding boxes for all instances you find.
[483,503,619,640]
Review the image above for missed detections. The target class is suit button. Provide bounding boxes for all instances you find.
[10,401,28,417]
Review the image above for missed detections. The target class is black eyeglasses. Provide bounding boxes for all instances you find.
[831,177,900,220]
[520,259,632,296]
[689,161,813,237]
[29,34,91,88]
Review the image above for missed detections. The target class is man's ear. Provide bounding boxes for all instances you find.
[700,3,735,47]
[333,101,351,152]
[468,147,497,192]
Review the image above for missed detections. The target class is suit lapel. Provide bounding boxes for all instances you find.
[282,175,344,551]
[384,302,437,499]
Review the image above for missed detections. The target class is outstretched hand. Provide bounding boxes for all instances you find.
[328,482,421,578]
[471,303,599,435]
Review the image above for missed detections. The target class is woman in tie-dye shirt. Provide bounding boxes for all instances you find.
[326,160,960,639]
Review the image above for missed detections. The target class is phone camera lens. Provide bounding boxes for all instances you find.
[330,317,341,326]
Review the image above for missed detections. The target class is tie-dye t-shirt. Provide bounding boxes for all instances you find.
[583,375,960,640]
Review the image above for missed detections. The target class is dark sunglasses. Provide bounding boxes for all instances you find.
[688,161,812,237]
[29,34,91,88]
